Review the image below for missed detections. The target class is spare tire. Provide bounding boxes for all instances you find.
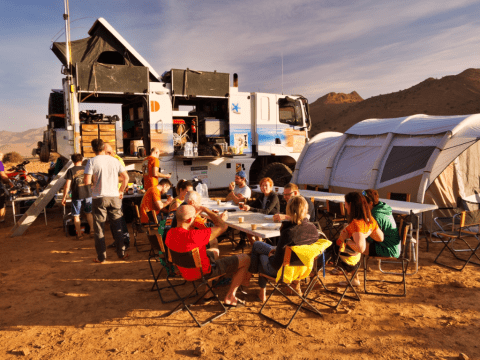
[40,144,50,163]
[256,162,293,187]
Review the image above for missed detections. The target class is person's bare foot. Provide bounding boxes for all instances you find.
[224,295,244,306]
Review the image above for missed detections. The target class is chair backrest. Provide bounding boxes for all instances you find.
[131,201,140,221]
[398,220,411,256]
[459,209,480,229]
[147,210,159,225]
[135,204,141,220]
[326,201,345,217]
[388,192,411,202]
[169,247,202,270]
[147,233,166,254]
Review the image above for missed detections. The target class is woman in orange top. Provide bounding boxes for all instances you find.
[334,192,383,287]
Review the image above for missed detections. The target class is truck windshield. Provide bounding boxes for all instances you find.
[279,98,303,126]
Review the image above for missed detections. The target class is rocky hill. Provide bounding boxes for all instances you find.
[0,127,46,157]
[309,68,480,137]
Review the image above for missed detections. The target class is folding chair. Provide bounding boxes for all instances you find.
[259,241,329,329]
[165,248,227,327]
[131,204,150,252]
[310,245,362,310]
[319,201,347,240]
[145,212,193,303]
[434,209,480,271]
[363,220,411,296]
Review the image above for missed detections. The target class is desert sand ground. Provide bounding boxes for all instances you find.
[1,159,479,360]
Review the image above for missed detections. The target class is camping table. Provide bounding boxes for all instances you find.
[202,199,239,212]
[12,196,48,225]
[223,210,281,240]
[251,186,438,274]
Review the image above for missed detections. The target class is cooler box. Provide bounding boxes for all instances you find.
[130,140,144,156]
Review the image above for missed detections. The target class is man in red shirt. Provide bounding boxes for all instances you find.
[166,205,250,307]
[139,178,173,223]
[142,147,171,191]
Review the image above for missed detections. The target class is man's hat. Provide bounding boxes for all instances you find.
[236,170,247,179]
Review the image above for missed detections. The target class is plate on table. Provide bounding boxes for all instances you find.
[261,223,279,229]
[264,215,274,220]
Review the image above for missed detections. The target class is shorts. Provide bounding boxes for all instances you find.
[72,197,92,216]
[206,255,239,279]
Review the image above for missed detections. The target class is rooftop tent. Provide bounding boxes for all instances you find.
[51,18,159,93]
[292,114,480,229]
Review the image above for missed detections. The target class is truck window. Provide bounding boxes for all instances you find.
[279,98,303,126]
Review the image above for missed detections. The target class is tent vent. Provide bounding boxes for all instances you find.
[97,51,125,65]
[380,146,436,183]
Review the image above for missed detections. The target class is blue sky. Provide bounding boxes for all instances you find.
[1,0,480,131]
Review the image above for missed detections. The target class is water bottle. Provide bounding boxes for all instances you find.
[193,143,198,157]
[133,184,138,194]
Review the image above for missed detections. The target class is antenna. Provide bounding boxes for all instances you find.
[281,52,284,95]
[63,0,72,73]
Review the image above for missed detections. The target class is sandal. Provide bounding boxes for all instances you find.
[118,253,130,261]
[93,258,105,264]
[330,268,342,275]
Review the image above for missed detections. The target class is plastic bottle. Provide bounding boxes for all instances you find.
[133,184,138,194]
[193,143,198,157]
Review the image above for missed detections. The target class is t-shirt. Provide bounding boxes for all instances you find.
[140,186,161,223]
[165,227,212,281]
[142,156,160,191]
[234,185,251,199]
[84,155,126,198]
[65,165,92,200]
[338,218,379,265]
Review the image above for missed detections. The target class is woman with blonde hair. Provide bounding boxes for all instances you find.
[247,196,319,302]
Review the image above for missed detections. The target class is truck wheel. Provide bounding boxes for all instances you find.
[40,145,50,163]
[257,162,293,187]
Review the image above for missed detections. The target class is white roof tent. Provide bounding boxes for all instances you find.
[293,114,480,218]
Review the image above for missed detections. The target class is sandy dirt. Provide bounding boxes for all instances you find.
[1,162,480,359]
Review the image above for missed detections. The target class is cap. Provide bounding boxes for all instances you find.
[236,170,247,179]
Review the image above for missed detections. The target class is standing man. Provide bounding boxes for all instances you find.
[84,139,129,263]
[0,152,15,223]
[105,143,130,250]
[142,147,171,191]
[225,170,251,205]
[61,153,94,240]
[273,183,316,223]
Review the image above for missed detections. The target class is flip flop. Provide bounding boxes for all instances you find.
[118,253,130,261]
[93,258,105,264]
[224,299,246,309]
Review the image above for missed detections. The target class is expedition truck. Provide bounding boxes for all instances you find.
[39,18,312,188]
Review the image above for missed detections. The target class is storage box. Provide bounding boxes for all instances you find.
[204,118,227,137]
[130,140,144,156]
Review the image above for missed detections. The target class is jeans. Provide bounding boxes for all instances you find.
[92,196,126,261]
[248,241,278,289]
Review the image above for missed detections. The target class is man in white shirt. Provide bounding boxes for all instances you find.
[84,139,129,263]
[225,170,251,205]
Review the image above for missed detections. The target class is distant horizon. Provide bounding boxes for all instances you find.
[1,0,479,131]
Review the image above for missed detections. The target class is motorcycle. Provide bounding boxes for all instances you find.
[7,161,51,199]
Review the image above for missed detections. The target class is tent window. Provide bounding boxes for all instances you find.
[97,51,125,65]
[381,146,436,183]
[333,145,379,185]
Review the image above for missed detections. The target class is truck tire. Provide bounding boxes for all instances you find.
[257,162,293,187]
[40,144,50,163]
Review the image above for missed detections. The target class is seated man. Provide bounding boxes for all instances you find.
[225,170,251,205]
[166,205,250,307]
[140,178,173,223]
[273,183,316,223]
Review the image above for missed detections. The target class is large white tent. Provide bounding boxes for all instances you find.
[293,114,480,228]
